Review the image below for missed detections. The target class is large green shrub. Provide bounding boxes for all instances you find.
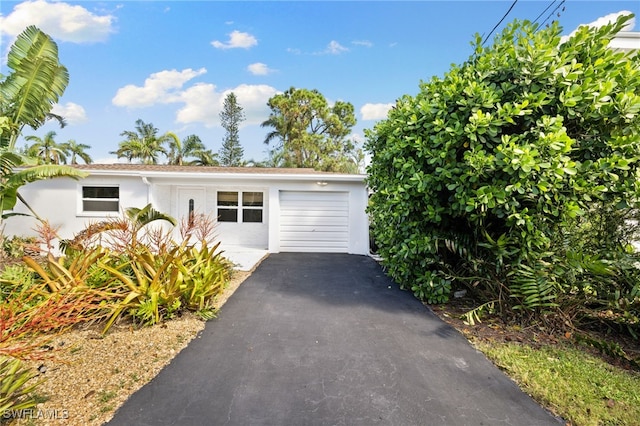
[366,16,640,327]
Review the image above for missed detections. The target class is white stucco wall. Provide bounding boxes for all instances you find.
[5,175,149,241]
[5,170,369,256]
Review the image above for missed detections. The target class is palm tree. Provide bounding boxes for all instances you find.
[24,131,69,164]
[62,139,92,164]
[0,26,69,150]
[111,119,172,164]
[167,134,219,166]
[0,26,87,220]
[189,149,219,166]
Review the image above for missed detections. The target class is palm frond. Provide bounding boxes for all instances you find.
[5,165,87,189]
[125,204,177,229]
[1,26,69,149]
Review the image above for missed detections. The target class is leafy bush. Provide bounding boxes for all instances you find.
[366,15,640,330]
[31,206,232,333]
[177,241,231,318]
[0,356,41,417]
[0,265,38,302]
[3,203,231,353]
[2,236,38,259]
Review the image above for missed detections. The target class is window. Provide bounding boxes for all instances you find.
[217,192,238,222]
[242,192,263,223]
[217,191,263,223]
[82,186,119,212]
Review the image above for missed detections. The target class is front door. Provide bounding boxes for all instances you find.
[177,187,205,227]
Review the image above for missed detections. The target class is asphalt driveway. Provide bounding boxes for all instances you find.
[107,253,563,426]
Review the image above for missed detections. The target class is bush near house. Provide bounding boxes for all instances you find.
[0,206,232,414]
[366,15,640,334]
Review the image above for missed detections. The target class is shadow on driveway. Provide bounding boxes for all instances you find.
[107,253,563,426]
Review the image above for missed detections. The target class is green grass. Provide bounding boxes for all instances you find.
[476,342,640,426]
[97,390,117,404]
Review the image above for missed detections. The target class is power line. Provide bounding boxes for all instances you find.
[532,0,557,25]
[482,0,519,45]
[539,0,566,28]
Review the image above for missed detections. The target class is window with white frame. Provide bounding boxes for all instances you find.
[217,191,263,223]
[82,186,119,212]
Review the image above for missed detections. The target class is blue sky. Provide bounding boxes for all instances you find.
[1,0,638,164]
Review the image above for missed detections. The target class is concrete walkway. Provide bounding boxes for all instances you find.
[107,253,563,426]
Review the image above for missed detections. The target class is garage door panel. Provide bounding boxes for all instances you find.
[279,240,349,250]
[281,204,348,212]
[281,219,348,228]
[280,232,349,242]
[279,191,350,253]
[280,210,349,218]
[280,192,344,200]
[281,225,348,233]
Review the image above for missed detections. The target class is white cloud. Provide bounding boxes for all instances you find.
[361,103,394,121]
[582,10,635,31]
[174,83,219,126]
[51,102,87,125]
[112,68,207,108]
[352,40,373,48]
[176,83,278,127]
[224,84,280,125]
[325,40,349,55]
[112,67,278,128]
[562,10,636,42]
[247,62,274,75]
[211,30,257,49]
[0,0,115,43]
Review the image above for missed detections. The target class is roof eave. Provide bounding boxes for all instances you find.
[79,169,366,182]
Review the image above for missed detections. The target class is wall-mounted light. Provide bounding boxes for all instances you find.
[316,181,328,186]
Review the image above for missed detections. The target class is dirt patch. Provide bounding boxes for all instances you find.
[429,298,640,372]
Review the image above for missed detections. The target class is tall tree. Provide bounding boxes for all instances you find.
[24,131,68,164]
[0,26,87,221]
[167,134,218,166]
[260,87,360,173]
[218,92,245,166]
[61,139,92,164]
[0,26,68,150]
[111,119,172,164]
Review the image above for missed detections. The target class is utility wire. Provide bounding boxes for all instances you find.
[539,0,566,28]
[532,0,557,25]
[482,0,519,45]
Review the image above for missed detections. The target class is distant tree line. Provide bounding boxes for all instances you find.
[21,88,364,172]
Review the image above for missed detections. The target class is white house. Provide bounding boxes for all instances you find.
[6,164,370,260]
[610,31,640,52]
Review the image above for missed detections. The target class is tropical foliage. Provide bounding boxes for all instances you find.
[0,356,41,415]
[113,120,217,166]
[1,204,231,338]
[61,139,92,164]
[23,131,65,164]
[167,134,218,166]
[366,15,640,333]
[0,26,87,221]
[262,87,362,173]
[112,119,173,164]
[0,26,68,150]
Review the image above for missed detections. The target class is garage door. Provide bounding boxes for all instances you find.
[279,191,349,252]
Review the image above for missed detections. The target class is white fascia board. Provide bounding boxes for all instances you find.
[79,169,367,183]
[610,32,640,52]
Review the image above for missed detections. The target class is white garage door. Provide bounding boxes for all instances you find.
[279,191,349,252]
